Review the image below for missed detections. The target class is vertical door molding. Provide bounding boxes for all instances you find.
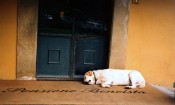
[17,0,38,79]
[109,0,130,69]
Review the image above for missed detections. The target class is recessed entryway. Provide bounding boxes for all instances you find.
[17,0,130,80]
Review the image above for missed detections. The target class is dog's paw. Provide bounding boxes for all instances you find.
[125,86,136,89]
[96,80,102,85]
[101,83,111,88]
[125,86,132,89]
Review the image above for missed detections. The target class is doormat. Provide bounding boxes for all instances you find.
[2,87,146,94]
[0,80,174,105]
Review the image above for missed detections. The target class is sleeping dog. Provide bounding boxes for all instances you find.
[84,69,146,89]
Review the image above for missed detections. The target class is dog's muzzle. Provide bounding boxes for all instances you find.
[84,80,91,84]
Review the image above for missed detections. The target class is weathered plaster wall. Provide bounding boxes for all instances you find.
[109,0,130,69]
[17,0,38,79]
[126,0,175,87]
[0,0,17,79]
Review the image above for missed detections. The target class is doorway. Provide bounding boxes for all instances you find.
[36,0,113,80]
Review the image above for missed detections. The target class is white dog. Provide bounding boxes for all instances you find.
[84,69,145,89]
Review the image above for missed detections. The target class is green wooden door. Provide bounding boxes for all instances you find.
[36,0,113,80]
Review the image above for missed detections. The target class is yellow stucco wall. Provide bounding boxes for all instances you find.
[0,0,17,79]
[126,0,175,87]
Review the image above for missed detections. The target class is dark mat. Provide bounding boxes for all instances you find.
[0,80,174,105]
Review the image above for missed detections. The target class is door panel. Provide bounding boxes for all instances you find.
[37,34,71,78]
[74,36,108,76]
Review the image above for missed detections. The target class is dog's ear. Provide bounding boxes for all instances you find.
[88,71,93,76]
[85,71,93,76]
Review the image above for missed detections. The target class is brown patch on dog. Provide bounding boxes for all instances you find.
[85,71,93,76]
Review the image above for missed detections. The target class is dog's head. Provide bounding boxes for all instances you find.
[84,71,95,85]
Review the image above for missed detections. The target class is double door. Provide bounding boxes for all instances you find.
[36,0,113,80]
